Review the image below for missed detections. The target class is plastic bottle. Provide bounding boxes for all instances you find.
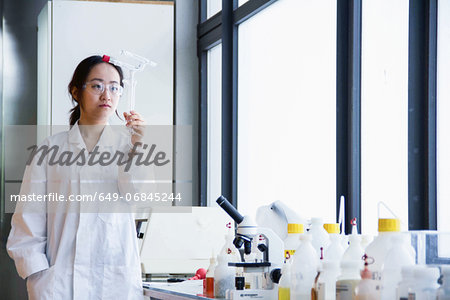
[409,267,440,300]
[341,235,349,250]
[203,252,216,298]
[438,265,450,300]
[323,223,340,235]
[324,234,345,265]
[397,265,417,300]
[355,255,378,300]
[365,218,401,280]
[341,218,364,270]
[360,235,373,250]
[380,234,415,300]
[214,253,235,298]
[309,218,331,257]
[279,260,292,300]
[284,223,304,261]
[341,234,364,268]
[291,234,320,299]
[222,225,241,263]
[323,223,345,264]
[316,260,340,300]
[336,260,361,300]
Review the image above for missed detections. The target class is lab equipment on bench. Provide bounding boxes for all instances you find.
[256,200,305,240]
[216,196,284,300]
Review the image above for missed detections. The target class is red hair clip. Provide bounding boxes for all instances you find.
[102,55,110,62]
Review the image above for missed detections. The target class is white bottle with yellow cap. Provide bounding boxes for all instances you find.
[323,223,345,264]
[283,223,304,261]
[364,218,401,292]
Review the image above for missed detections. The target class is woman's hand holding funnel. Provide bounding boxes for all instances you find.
[123,110,146,146]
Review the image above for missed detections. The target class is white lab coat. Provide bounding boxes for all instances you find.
[7,123,147,300]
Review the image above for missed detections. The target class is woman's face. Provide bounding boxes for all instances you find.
[78,63,121,123]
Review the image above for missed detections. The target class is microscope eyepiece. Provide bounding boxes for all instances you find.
[216,196,244,224]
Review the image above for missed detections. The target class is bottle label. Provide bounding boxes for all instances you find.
[285,249,296,260]
[408,293,415,300]
[317,282,334,300]
[336,281,357,300]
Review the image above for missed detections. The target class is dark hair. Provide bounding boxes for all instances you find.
[68,55,124,126]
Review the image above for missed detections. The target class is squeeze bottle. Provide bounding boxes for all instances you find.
[365,218,401,280]
[380,234,414,300]
[309,218,330,257]
[324,223,345,264]
[291,234,320,299]
[341,234,364,268]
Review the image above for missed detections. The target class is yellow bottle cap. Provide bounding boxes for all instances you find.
[378,218,400,232]
[287,223,304,234]
[323,223,340,234]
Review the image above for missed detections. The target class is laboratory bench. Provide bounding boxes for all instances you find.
[143,281,212,300]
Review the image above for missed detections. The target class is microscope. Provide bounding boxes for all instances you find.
[216,196,284,299]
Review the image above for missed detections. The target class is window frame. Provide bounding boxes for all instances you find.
[197,0,442,238]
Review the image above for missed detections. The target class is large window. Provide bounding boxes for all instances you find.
[207,0,221,18]
[207,44,222,206]
[199,0,441,234]
[237,0,337,221]
[361,0,409,235]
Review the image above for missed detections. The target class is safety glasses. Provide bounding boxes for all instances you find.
[83,80,123,96]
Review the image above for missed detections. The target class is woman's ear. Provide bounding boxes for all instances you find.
[71,87,78,102]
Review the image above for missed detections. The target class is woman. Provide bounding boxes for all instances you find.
[7,55,147,300]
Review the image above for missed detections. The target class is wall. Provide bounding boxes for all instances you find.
[175,0,199,206]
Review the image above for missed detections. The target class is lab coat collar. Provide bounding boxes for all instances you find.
[68,121,117,148]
